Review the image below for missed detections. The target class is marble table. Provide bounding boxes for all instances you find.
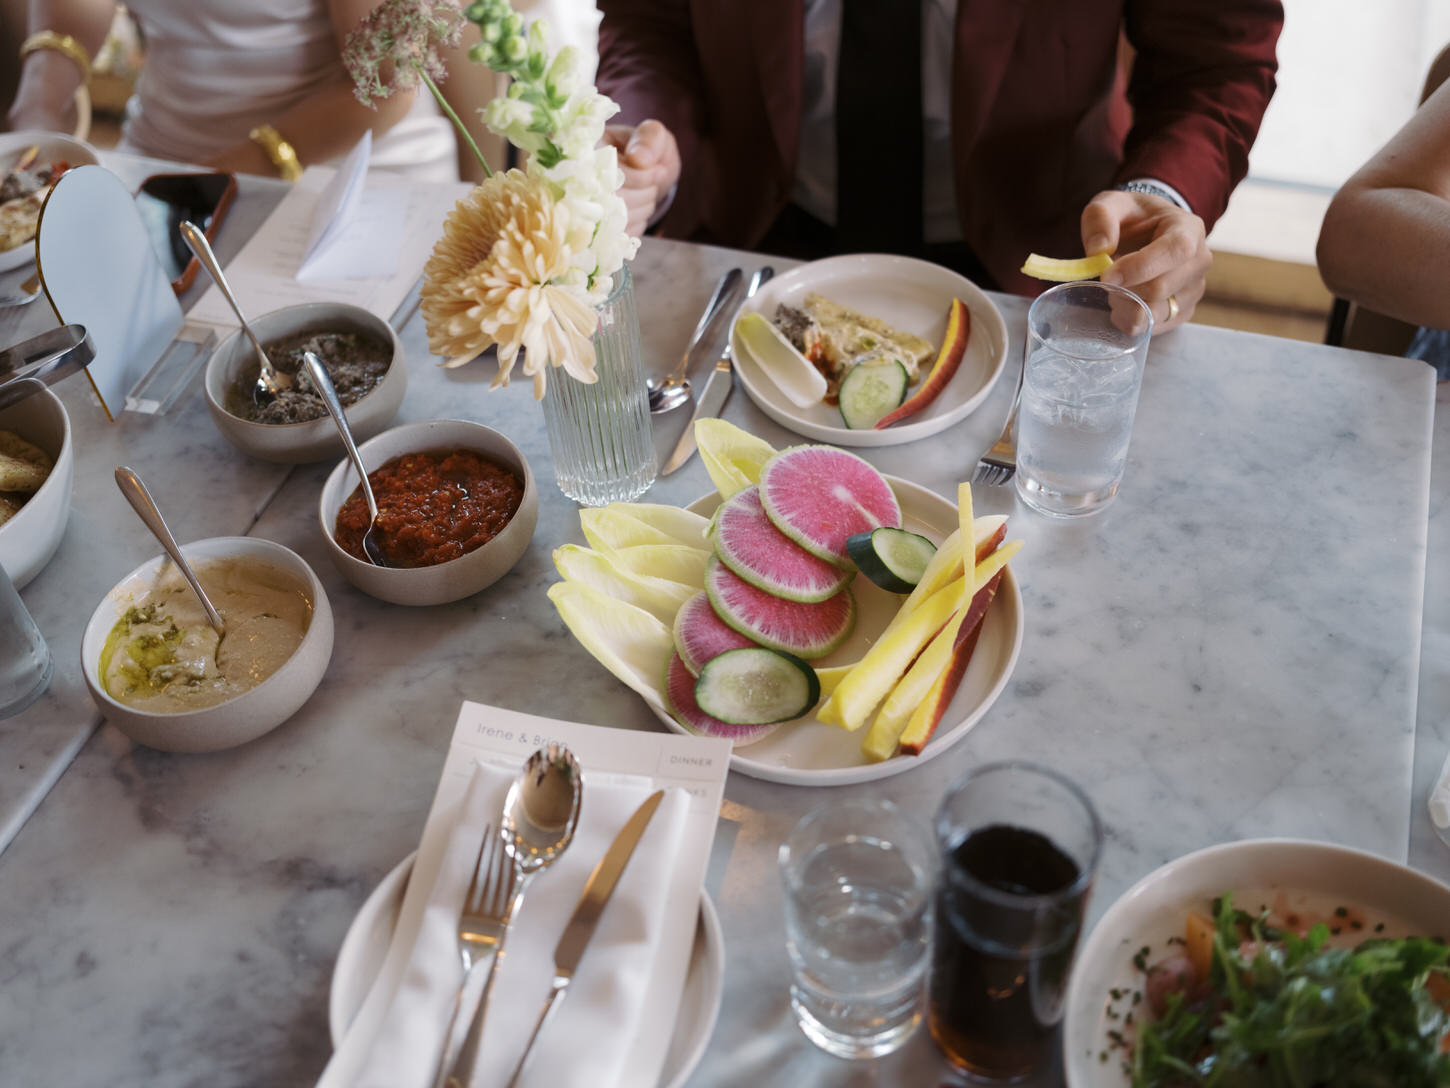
[0,165,1443,1087]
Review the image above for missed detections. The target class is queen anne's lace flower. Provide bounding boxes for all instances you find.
[421,171,598,399]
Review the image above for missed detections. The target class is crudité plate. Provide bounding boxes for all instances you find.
[328,852,724,1088]
[729,253,1009,446]
[648,475,1023,787]
[1062,838,1450,1087]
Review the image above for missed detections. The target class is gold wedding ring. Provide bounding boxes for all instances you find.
[1166,294,1180,322]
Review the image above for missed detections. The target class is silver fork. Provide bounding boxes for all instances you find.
[971,360,1026,487]
[432,824,517,1088]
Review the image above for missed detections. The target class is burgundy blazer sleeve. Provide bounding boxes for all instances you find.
[1118,0,1284,229]
[596,0,709,237]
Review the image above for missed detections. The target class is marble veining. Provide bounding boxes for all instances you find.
[0,170,1442,1088]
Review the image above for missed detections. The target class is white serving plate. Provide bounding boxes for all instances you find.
[730,253,1010,446]
[1062,838,1450,1086]
[645,476,1023,786]
[328,852,723,1088]
[0,131,101,273]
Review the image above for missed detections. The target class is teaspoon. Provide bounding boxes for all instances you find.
[179,219,293,405]
[648,266,744,414]
[447,744,583,1088]
[300,352,388,568]
[114,466,227,641]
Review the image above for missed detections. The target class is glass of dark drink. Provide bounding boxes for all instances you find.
[928,761,1102,1081]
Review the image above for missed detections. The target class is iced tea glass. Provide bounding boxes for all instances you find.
[1014,281,1152,517]
[928,761,1102,1081]
[779,798,934,1059]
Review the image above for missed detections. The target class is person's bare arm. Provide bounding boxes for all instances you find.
[204,0,422,178]
[6,0,117,133]
[1316,80,1450,329]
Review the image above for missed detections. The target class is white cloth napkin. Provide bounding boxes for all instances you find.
[323,759,691,1088]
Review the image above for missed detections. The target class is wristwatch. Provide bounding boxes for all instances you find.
[1115,179,1189,211]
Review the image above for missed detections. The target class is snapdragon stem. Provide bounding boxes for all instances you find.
[417,64,493,177]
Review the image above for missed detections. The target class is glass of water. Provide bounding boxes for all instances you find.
[1014,281,1153,517]
[1,562,52,719]
[778,797,934,1059]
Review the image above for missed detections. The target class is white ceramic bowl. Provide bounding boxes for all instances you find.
[1062,838,1450,1086]
[0,131,101,273]
[0,385,72,589]
[203,302,407,464]
[318,419,538,606]
[81,536,334,753]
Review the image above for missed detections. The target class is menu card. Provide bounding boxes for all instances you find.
[321,702,731,1088]
[184,165,471,331]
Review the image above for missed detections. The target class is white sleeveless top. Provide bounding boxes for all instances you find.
[116,0,459,181]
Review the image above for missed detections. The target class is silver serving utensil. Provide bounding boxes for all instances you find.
[661,265,774,475]
[0,273,41,308]
[444,744,583,1088]
[0,325,93,410]
[300,352,388,568]
[648,267,744,413]
[114,466,226,640]
[179,219,293,405]
[505,789,666,1088]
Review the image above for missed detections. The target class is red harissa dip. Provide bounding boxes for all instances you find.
[334,449,523,568]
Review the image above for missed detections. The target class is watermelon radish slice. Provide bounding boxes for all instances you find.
[663,652,783,746]
[712,486,854,603]
[705,556,856,659]
[759,445,902,566]
[673,590,757,675]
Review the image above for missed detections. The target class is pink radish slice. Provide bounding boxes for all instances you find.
[673,590,757,675]
[759,445,901,566]
[705,556,855,659]
[663,652,783,746]
[712,486,854,603]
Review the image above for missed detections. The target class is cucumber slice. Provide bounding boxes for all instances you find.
[838,358,908,429]
[846,527,938,593]
[694,647,821,725]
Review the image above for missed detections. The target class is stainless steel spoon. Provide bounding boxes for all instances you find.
[648,266,744,414]
[447,744,583,1088]
[300,352,388,568]
[179,219,293,404]
[114,466,226,640]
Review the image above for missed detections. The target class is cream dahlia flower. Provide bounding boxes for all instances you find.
[420,169,598,398]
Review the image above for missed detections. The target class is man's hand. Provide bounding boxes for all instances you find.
[603,119,682,238]
[1081,190,1212,334]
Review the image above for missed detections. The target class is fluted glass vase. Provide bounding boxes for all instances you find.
[541,265,656,505]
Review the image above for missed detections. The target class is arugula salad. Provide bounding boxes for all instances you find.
[1127,894,1450,1087]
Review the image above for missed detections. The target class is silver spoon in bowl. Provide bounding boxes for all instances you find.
[179,219,293,405]
[447,744,583,1088]
[114,466,227,642]
[300,351,388,568]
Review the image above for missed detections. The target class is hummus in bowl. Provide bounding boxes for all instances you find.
[82,537,334,752]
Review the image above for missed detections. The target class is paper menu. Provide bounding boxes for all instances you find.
[326,703,731,1088]
[184,165,471,331]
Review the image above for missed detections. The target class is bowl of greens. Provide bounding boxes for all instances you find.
[1063,838,1450,1087]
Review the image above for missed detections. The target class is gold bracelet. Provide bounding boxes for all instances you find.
[19,31,92,83]
[248,123,304,183]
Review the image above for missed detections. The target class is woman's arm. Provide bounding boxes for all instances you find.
[205,0,421,178]
[6,0,117,132]
[1316,80,1450,329]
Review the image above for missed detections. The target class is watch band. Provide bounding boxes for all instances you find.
[1115,179,1190,211]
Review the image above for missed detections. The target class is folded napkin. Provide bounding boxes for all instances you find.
[322,758,692,1088]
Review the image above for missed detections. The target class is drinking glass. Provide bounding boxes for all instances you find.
[928,761,1103,1081]
[540,264,658,506]
[0,561,52,718]
[778,797,934,1059]
[1014,281,1152,517]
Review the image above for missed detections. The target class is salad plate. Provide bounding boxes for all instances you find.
[0,131,99,274]
[1062,838,1450,1086]
[647,475,1023,787]
[729,253,1010,446]
[328,851,724,1088]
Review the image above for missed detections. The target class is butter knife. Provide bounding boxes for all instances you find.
[661,266,774,475]
[504,789,666,1088]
